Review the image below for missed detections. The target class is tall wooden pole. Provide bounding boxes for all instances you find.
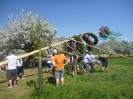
[51,46,73,55]
[66,44,82,56]
[0,38,75,67]
[71,39,133,60]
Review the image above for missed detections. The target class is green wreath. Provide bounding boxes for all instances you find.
[72,35,84,54]
[82,32,98,51]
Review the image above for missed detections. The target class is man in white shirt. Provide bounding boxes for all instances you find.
[6,51,18,88]
[89,52,95,73]
[43,52,53,73]
[81,50,91,74]
[17,52,25,80]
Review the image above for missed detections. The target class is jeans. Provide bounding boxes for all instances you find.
[81,62,89,72]
[89,63,95,73]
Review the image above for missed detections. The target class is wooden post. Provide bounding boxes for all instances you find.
[38,52,43,93]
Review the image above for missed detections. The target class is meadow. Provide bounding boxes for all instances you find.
[0,57,133,99]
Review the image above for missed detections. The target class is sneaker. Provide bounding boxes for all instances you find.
[22,78,25,80]
[82,69,86,73]
[17,77,19,80]
[81,70,84,73]
[8,86,12,88]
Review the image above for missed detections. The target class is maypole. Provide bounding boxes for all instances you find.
[71,39,133,60]
[0,38,74,67]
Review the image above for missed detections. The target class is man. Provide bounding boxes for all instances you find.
[98,55,108,71]
[52,50,69,86]
[42,51,53,73]
[17,52,25,80]
[89,52,95,73]
[46,52,53,73]
[6,51,18,88]
[71,50,78,77]
[81,50,91,74]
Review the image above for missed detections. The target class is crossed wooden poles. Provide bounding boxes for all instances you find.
[0,37,133,67]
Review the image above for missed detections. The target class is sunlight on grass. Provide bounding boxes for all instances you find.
[0,57,133,99]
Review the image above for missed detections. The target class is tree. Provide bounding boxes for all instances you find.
[6,10,57,52]
[0,9,57,64]
[97,39,133,57]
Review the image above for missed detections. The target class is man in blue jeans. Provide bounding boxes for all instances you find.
[89,52,96,73]
[81,50,91,74]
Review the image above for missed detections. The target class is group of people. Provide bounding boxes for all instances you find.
[44,49,108,86]
[5,51,25,88]
[80,50,108,74]
[3,49,108,88]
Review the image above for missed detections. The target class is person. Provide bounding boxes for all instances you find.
[68,40,75,52]
[53,50,57,56]
[71,50,78,77]
[81,50,91,74]
[89,52,96,73]
[6,51,18,88]
[31,59,35,68]
[17,52,25,80]
[0,59,3,72]
[51,51,57,81]
[46,52,53,73]
[52,50,69,86]
[98,55,108,71]
[0,55,7,72]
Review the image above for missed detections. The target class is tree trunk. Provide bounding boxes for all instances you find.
[24,55,33,68]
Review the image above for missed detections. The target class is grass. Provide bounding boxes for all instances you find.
[0,57,133,99]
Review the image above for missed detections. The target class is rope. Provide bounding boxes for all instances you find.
[70,38,133,60]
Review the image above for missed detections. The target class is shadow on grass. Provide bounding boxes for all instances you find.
[26,80,37,90]
[0,80,7,83]
[46,76,55,85]
[25,74,37,77]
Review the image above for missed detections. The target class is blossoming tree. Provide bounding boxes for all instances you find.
[0,9,57,61]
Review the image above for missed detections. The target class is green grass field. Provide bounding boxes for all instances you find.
[0,57,133,99]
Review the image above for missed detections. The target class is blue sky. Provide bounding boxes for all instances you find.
[0,0,133,42]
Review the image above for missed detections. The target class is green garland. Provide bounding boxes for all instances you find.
[72,35,84,54]
[64,33,98,55]
[82,32,98,51]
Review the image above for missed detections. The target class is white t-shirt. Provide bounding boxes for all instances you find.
[90,54,96,63]
[7,54,18,69]
[83,54,91,63]
[47,54,53,63]
[17,59,23,66]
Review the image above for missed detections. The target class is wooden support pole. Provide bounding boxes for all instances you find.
[71,39,133,60]
[0,38,74,66]
[51,46,73,56]
[66,44,82,56]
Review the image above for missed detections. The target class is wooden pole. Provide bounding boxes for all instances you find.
[51,46,73,56]
[66,44,82,56]
[38,52,43,92]
[71,39,133,60]
[0,38,74,66]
